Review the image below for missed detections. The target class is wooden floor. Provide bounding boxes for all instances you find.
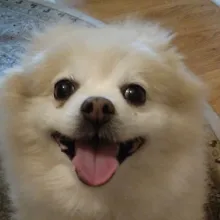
[78,0,220,113]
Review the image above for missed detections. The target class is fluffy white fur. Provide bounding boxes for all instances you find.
[0,21,207,220]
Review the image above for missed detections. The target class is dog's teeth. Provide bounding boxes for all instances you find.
[60,145,68,150]
[129,144,139,154]
[129,138,143,154]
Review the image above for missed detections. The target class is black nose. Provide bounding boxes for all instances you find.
[80,96,115,126]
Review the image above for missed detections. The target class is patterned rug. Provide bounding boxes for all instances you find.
[0,0,93,75]
[0,0,219,219]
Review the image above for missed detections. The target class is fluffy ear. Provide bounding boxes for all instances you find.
[25,19,75,58]
[113,20,175,51]
[137,24,175,51]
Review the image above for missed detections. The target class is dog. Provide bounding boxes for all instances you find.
[0,21,207,220]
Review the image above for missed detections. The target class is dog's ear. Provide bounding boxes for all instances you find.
[26,20,75,57]
[114,20,175,51]
[138,24,175,51]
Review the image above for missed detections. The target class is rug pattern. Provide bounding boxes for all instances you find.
[0,0,91,75]
[0,0,219,219]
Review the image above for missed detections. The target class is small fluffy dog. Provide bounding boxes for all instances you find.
[0,21,207,220]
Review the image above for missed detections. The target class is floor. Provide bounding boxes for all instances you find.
[77,0,220,113]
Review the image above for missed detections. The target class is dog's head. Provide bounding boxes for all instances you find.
[1,21,205,216]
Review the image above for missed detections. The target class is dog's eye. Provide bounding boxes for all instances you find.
[122,84,146,106]
[54,79,75,100]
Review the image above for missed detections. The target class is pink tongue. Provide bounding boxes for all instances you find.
[73,142,119,186]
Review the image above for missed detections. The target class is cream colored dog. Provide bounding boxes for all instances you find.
[0,21,207,220]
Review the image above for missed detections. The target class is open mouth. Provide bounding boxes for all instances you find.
[52,132,144,187]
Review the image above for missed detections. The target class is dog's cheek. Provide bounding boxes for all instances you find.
[116,106,169,140]
[0,74,33,125]
[37,101,79,136]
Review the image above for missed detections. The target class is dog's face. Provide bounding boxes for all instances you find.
[2,22,205,216]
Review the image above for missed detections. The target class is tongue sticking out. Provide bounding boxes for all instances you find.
[73,141,119,186]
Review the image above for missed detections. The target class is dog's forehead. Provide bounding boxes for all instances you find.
[57,38,164,78]
[26,28,166,84]
[27,34,182,97]
[52,46,153,86]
